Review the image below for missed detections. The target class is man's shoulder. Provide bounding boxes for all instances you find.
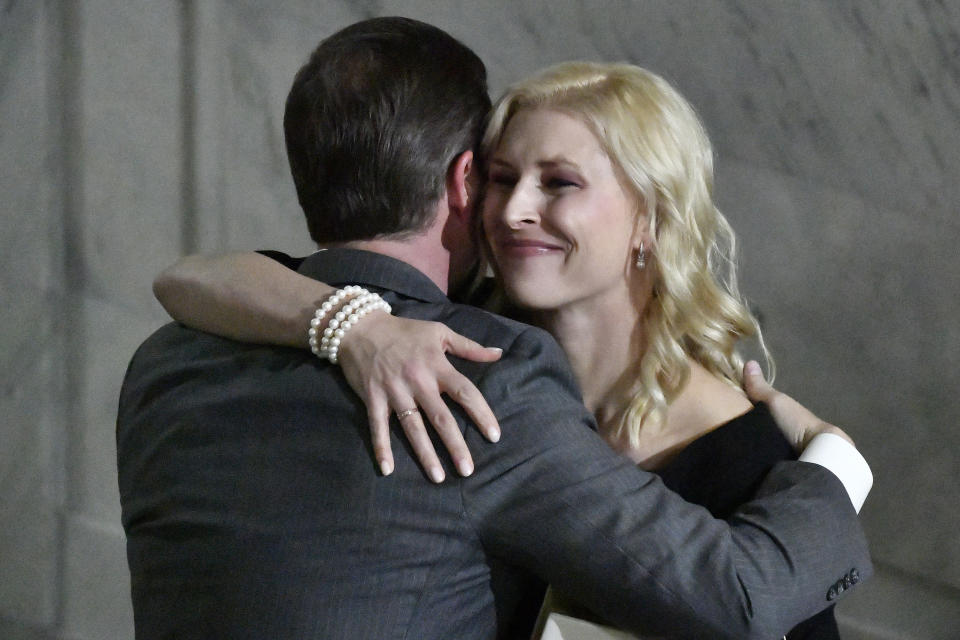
[425,300,563,358]
[422,301,586,415]
[126,321,235,369]
[120,321,303,403]
[121,322,217,404]
[132,319,297,357]
[134,320,201,351]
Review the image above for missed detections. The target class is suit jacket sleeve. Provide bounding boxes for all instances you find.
[458,327,871,640]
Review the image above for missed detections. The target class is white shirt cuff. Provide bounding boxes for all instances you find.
[798,432,873,513]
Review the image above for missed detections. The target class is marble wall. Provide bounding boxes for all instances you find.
[2,1,957,638]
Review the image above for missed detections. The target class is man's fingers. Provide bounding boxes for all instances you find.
[443,371,500,443]
[742,360,774,403]
[742,361,828,451]
[444,331,503,363]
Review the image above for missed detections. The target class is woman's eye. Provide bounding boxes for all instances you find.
[545,177,579,189]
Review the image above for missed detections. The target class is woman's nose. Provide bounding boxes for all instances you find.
[501,181,540,229]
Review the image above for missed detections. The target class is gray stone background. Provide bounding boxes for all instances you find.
[2,1,958,638]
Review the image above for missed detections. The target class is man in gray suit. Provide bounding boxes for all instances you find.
[117,17,871,639]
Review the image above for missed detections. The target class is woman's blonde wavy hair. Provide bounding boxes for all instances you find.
[480,61,773,446]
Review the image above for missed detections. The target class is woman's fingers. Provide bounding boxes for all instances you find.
[413,384,474,478]
[441,369,500,443]
[439,328,501,442]
[392,402,446,484]
[382,365,483,480]
[338,316,503,480]
[444,331,503,363]
[366,391,395,476]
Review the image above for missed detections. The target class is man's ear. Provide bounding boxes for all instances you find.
[446,150,475,221]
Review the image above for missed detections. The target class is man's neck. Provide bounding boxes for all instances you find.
[334,228,451,294]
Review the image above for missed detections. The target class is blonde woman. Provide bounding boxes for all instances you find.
[156,62,838,637]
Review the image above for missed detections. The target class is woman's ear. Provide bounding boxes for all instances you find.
[631,203,652,251]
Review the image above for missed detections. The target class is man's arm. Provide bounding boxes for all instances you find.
[459,327,871,640]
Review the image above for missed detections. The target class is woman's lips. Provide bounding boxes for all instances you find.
[496,238,564,257]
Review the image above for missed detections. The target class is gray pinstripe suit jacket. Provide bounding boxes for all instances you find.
[117,248,871,639]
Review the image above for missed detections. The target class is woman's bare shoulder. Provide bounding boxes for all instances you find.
[667,361,753,437]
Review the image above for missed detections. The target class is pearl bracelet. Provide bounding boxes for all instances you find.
[307,286,392,364]
[308,285,364,358]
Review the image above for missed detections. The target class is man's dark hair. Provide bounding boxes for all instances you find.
[284,17,491,243]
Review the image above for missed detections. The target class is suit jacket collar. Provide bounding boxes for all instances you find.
[297,248,449,304]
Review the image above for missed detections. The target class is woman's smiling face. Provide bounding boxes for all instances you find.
[483,108,644,312]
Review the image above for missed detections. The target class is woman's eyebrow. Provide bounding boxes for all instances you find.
[538,156,581,170]
[487,155,583,171]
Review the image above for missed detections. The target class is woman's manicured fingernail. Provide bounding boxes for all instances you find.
[487,347,502,353]
[489,427,500,443]
[745,360,761,376]
[457,458,474,477]
[429,466,445,483]
[379,459,393,476]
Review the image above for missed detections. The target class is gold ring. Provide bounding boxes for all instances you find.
[395,408,419,420]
